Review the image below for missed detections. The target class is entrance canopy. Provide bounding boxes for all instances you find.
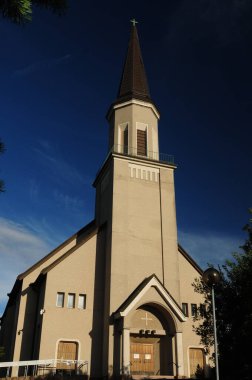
[114,274,187,323]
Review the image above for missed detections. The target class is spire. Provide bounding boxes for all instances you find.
[116,21,152,104]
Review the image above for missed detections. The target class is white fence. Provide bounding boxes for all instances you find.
[0,359,88,377]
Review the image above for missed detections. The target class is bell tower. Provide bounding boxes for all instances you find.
[94,22,181,374]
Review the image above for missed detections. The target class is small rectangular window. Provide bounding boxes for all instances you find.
[78,294,86,309]
[191,303,197,317]
[56,292,64,307]
[200,303,206,317]
[182,303,189,317]
[67,293,75,308]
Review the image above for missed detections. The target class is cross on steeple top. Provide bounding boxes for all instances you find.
[130,18,138,27]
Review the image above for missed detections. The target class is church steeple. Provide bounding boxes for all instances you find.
[116,21,152,104]
[107,21,160,159]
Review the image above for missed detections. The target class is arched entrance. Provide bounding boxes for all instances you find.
[129,304,176,376]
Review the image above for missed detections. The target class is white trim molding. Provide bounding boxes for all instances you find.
[115,276,187,322]
[109,99,160,119]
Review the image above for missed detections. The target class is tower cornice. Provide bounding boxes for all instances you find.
[93,151,176,189]
[106,98,160,121]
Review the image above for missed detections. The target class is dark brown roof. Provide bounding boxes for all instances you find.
[116,24,152,104]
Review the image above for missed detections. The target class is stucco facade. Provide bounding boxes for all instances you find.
[0,24,207,379]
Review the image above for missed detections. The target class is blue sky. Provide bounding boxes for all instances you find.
[0,0,251,315]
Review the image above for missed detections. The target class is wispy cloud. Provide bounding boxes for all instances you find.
[53,189,85,211]
[34,140,89,186]
[178,229,242,269]
[29,179,39,202]
[0,217,53,313]
[13,54,71,77]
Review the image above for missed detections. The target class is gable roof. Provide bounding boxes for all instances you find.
[178,244,203,275]
[114,274,187,322]
[40,223,100,275]
[17,220,97,280]
[1,222,100,318]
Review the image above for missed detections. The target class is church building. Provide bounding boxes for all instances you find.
[0,23,208,379]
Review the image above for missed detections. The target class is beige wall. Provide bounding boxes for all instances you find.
[9,236,78,376]
[39,234,98,365]
[178,250,205,377]
[109,156,180,313]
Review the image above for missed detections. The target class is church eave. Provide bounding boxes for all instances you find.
[17,220,97,280]
[178,244,203,275]
[40,223,101,275]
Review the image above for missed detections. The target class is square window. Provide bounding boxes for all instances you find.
[78,294,86,309]
[67,293,75,308]
[182,303,189,317]
[56,292,64,308]
[191,303,198,317]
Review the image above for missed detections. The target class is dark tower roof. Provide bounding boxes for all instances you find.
[116,23,152,104]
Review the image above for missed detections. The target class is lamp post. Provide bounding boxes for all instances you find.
[202,268,221,380]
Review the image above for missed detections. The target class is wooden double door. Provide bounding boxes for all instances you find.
[57,341,78,371]
[189,348,204,377]
[130,342,154,374]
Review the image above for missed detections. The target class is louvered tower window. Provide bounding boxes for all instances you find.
[137,129,147,156]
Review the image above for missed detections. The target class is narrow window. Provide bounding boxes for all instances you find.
[200,303,206,317]
[137,129,147,156]
[191,303,197,317]
[56,292,64,308]
[78,294,86,309]
[123,127,128,154]
[67,293,75,308]
[182,303,189,317]
[118,123,128,154]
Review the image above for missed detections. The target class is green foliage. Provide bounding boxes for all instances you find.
[195,364,205,379]
[0,0,67,23]
[193,209,252,380]
[0,138,5,193]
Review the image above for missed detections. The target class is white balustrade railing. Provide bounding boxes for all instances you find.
[0,359,88,377]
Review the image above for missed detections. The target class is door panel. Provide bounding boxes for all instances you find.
[189,348,204,377]
[57,341,78,370]
[130,343,154,374]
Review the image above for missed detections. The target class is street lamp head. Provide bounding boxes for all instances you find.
[202,267,221,287]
